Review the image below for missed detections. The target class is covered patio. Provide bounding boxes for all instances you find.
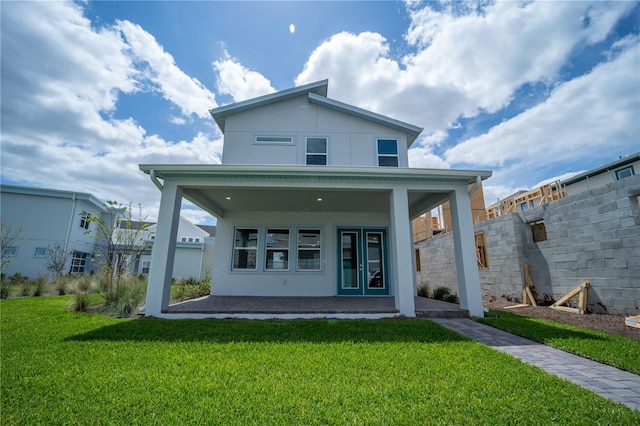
[159,296,470,319]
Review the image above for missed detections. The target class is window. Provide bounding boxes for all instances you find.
[69,251,89,274]
[255,135,294,145]
[232,228,258,270]
[2,246,18,258]
[615,166,634,180]
[141,260,150,275]
[475,233,488,269]
[415,248,421,272]
[297,229,321,271]
[520,202,528,212]
[306,137,327,165]
[195,238,200,243]
[181,237,187,242]
[265,228,290,270]
[377,139,398,167]
[530,221,547,242]
[34,247,47,258]
[188,237,194,243]
[79,213,90,230]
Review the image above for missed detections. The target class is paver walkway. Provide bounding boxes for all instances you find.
[431,318,640,412]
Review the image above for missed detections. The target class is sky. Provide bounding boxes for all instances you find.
[1,0,639,226]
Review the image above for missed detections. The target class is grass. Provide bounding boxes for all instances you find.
[478,310,640,375]
[2,297,639,425]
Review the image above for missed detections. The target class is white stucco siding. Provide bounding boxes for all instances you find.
[221,96,410,167]
[1,193,99,277]
[172,245,205,280]
[211,210,391,297]
[564,158,640,196]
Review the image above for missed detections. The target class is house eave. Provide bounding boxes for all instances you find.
[307,93,423,145]
[140,164,491,184]
[561,152,640,186]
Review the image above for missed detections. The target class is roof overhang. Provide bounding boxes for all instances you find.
[140,165,491,219]
[561,152,640,186]
[209,80,329,133]
[307,93,423,145]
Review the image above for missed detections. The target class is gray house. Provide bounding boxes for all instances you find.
[0,185,110,277]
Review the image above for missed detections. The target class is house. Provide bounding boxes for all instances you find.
[0,184,214,282]
[561,152,639,196]
[127,217,215,280]
[140,80,492,318]
[0,185,111,277]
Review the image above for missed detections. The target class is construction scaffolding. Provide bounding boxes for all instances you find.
[486,180,565,219]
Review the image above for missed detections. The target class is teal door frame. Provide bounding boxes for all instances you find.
[337,227,389,296]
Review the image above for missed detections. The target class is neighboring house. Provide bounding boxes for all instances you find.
[0,185,111,277]
[140,80,492,318]
[129,217,214,280]
[561,152,639,196]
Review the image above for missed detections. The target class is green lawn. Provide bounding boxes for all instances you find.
[2,297,639,425]
[478,310,640,375]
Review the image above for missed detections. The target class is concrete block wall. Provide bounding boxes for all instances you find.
[415,174,640,315]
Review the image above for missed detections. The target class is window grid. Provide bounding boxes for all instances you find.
[70,251,89,274]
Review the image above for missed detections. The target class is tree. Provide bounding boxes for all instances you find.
[86,201,151,301]
[1,222,24,274]
[45,243,70,279]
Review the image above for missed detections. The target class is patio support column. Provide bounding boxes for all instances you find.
[145,181,182,317]
[449,186,484,317]
[390,187,416,317]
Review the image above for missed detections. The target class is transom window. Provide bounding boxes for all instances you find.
[377,139,399,167]
[255,135,294,145]
[232,228,258,270]
[306,137,328,165]
[615,166,634,180]
[265,229,290,270]
[297,229,321,271]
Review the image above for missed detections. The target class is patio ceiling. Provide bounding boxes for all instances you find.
[180,186,452,218]
[139,164,492,219]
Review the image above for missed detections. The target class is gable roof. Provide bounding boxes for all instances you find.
[208,79,423,144]
[209,80,329,132]
[0,184,108,213]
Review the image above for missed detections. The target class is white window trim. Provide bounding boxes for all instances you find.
[254,135,295,146]
[376,138,399,167]
[232,227,259,271]
[305,136,328,166]
[615,166,634,180]
[296,228,322,272]
[265,228,290,271]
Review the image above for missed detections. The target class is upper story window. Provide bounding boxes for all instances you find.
[615,166,634,180]
[306,137,327,165]
[254,135,294,145]
[79,213,90,230]
[377,139,398,167]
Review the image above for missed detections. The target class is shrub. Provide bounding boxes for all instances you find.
[72,293,90,312]
[9,273,31,297]
[417,283,430,298]
[32,276,50,297]
[56,276,69,295]
[432,286,459,304]
[173,276,211,302]
[102,276,147,317]
[0,274,9,299]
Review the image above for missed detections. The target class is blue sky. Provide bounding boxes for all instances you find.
[2,1,639,225]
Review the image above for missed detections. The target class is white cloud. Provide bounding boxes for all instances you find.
[0,2,222,223]
[116,20,218,118]
[294,1,635,152]
[444,44,640,168]
[213,51,276,102]
[408,146,450,169]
